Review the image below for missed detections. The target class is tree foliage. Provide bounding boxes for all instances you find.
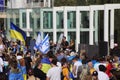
[54,0,77,6]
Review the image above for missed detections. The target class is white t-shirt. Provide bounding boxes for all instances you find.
[0,44,4,51]
[98,71,109,80]
[73,61,82,78]
[94,63,106,71]
[47,66,61,80]
[0,57,3,72]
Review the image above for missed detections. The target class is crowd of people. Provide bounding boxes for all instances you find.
[0,34,120,80]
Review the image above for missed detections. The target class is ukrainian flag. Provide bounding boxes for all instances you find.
[10,22,26,44]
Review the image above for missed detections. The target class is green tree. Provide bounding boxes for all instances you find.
[54,0,77,6]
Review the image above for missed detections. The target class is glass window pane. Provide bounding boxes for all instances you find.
[67,11,76,29]
[57,32,64,42]
[14,10,19,27]
[30,32,34,37]
[68,32,76,42]
[16,18,19,27]
[44,32,53,41]
[43,11,53,29]
[80,31,89,44]
[30,12,34,29]
[22,12,26,28]
[93,31,95,44]
[80,11,89,28]
[56,12,63,29]
[32,8,40,29]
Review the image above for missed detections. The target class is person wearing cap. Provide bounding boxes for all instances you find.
[92,71,99,80]
[98,65,109,80]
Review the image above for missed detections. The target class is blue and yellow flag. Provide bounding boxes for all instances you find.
[10,22,26,44]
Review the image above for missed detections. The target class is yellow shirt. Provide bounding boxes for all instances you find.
[90,68,95,75]
[62,67,69,80]
[41,63,51,73]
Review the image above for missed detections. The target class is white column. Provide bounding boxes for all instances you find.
[40,10,44,39]
[64,8,67,39]
[89,7,94,45]
[95,10,98,45]
[26,9,30,36]
[13,13,16,24]
[33,13,37,38]
[53,8,57,43]
[104,6,109,42]
[110,9,114,49]
[48,0,51,7]
[19,10,22,28]
[76,8,80,52]
[7,14,11,40]
[44,0,46,7]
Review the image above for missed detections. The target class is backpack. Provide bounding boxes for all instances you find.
[61,71,64,80]
[79,65,89,80]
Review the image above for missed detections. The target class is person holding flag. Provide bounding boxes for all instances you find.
[34,32,42,51]
[9,22,26,45]
[39,34,50,54]
[34,33,50,54]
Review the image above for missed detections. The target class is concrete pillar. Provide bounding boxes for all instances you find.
[53,8,57,43]
[104,6,109,42]
[63,7,67,39]
[26,9,30,36]
[76,8,80,52]
[95,10,98,44]
[40,10,43,39]
[89,7,94,45]
[110,9,114,49]
[48,0,51,7]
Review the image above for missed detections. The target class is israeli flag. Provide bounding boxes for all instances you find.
[34,32,42,50]
[55,33,64,52]
[39,34,50,54]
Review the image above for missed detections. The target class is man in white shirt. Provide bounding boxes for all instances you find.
[0,57,3,72]
[98,65,109,80]
[72,56,82,80]
[46,59,61,80]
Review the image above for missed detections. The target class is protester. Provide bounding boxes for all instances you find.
[33,61,46,80]
[61,36,69,50]
[98,65,109,80]
[17,52,27,80]
[46,58,61,80]
[72,56,82,80]
[24,51,33,78]
[61,58,70,80]
[9,55,24,80]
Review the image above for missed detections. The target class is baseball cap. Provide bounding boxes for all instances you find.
[92,71,98,76]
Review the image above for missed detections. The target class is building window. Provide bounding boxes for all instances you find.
[27,0,32,3]
[43,11,53,29]
[80,31,89,44]
[44,32,53,41]
[30,12,34,29]
[68,32,76,42]
[67,11,76,29]
[22,12,26,28]
[57,32,64,42]
[56,12,64,29]
[80,11,89,28]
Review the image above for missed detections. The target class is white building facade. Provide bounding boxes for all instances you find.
[6,4,120,52]
[7,0,53,8]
